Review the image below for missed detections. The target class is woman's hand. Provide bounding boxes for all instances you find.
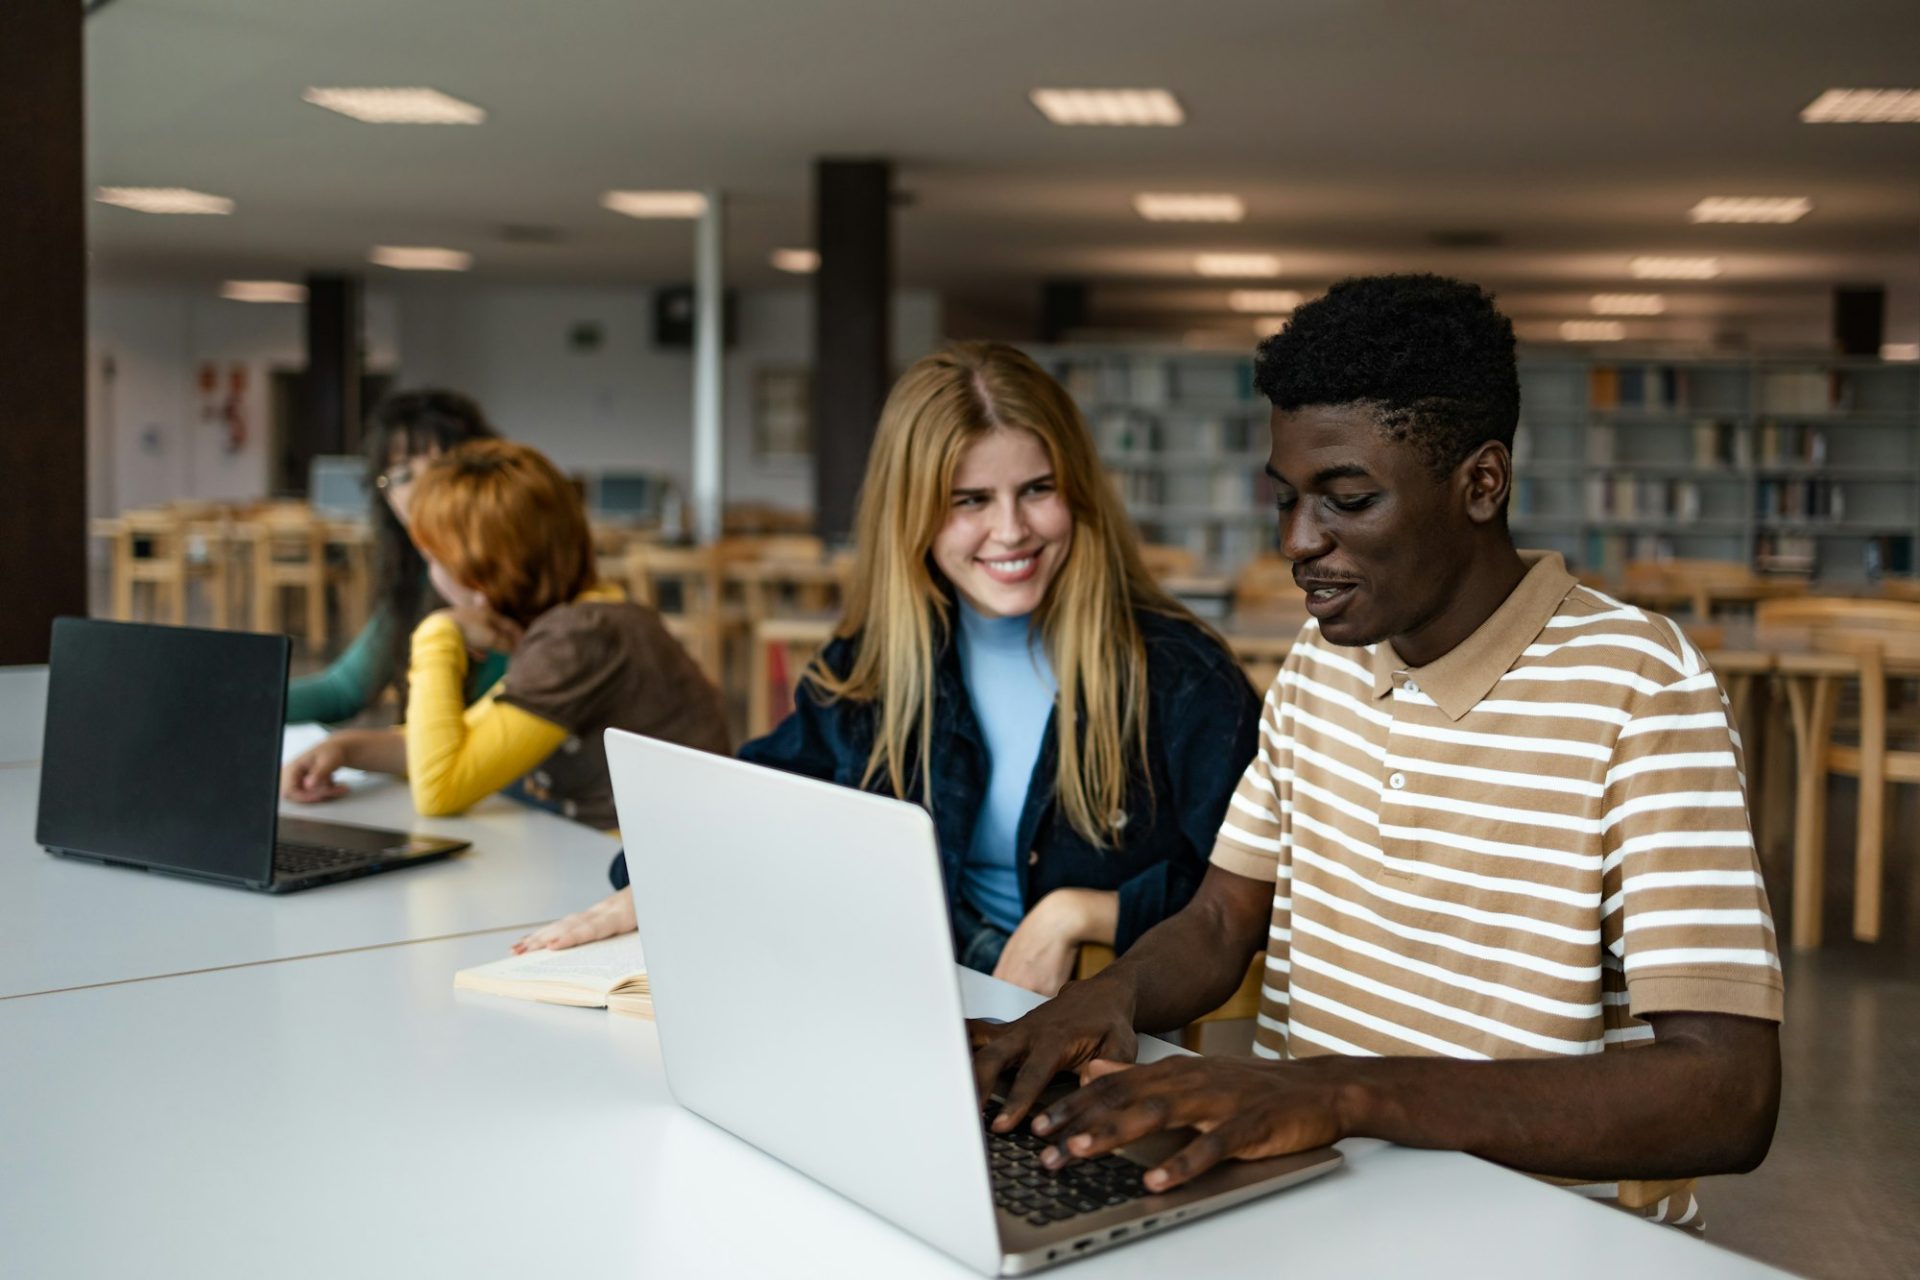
[431,605,524,656]
[992,888,1119,997]
[281,729,406,801]
[513,888,637,953]
[281,736,355,803]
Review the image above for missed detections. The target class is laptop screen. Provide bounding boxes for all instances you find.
[37,619,289,885]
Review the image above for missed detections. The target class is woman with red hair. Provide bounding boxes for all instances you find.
[281,439,728,827]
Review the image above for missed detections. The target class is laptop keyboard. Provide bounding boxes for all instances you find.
[985,1105,1152,1227]
[273,841,376,877]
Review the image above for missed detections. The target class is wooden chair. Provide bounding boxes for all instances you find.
[1619,558,1803,621]
[1231,554,1301,614]
[748,615,839,739]
[1137,543,1198,582]
[238,506,332,653]
[626,543,731,685]
[1074,944,1265,1054]
[106,507,233,628]
[1755,597,1920,945]
[1877,577,1920,604]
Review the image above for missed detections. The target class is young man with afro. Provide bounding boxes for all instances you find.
[972,274,1781,1229]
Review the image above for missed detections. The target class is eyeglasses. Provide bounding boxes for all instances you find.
[374,462,415,493]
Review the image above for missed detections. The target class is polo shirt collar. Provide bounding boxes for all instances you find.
[1368,551,1578,721]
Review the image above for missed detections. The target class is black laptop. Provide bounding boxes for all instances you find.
[37,617,468,892]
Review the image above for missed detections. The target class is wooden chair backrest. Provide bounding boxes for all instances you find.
[1137,543,1198,581]
[1756,597,1920,634]
[1232,554,1302,612]
[625,543,724,611]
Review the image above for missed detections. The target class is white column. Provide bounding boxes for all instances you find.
[692,189,725,545]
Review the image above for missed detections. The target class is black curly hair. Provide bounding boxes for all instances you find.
[1253,274,1519,479]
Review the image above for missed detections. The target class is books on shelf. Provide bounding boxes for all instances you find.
[1584,475,1703,521]
[452,935,652,1017]
[1691,420,1749,467]
[1586,423,1616,465]
[1589,365,1687,411]
[1756,423,1828,467]
[1754,534,1818,576]
[1756,478,1846,522]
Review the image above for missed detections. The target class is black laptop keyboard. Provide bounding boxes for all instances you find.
[984,1105,1152,1227]
[273,841,376,877]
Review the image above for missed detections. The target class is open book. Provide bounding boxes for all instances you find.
[453,935,652,1018]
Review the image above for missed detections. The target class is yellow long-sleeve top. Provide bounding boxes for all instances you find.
[404,613,568,817]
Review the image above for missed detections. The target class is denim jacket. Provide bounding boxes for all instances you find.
[610,608,1261,955]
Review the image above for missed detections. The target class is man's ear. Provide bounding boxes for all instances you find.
[1459,440,1513,526]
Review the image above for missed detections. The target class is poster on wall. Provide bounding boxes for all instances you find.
[754,368,810,461]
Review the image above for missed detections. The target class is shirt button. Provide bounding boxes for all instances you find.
[1403,679,1419,695]
[1388,772,1406,790]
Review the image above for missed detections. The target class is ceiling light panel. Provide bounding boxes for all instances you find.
[303,87,485,124]
[601,190,707,218]
[1133,193,1244,222]
[1029,89,1184,126]
[1882,343,1920,362]
[221,280,307,303]
[1228,289,1303,313]
[1629,256,1722,280]
[1194,253,1281,278]
[1802,89,1920,123]
[1689,197,1811,224]
[770,248,819,274]
[369,245,472,271]
[1591,294,1666,316]
[1561,321,1626,342]
[95,187,233,215]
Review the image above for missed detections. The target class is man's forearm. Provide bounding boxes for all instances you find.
[1093,874,1267,1034]
[1320,1013,1780,1180]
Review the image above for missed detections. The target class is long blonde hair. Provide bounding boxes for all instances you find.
[811,341,1198,847]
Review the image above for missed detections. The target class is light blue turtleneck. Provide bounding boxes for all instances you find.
[955,598,1059,933]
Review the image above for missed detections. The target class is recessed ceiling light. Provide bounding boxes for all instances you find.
[1227,289,1302,313]
[1561,320,1626,342]
[1252,316,1292,336]
[1194,253,1281,278]
[1591,293,1666,316]
[1629,256,1722,280]
[1689,197,1811,224]
[770,248,820,274]
[1802,89,1920,123]
[1133,193,1244,222]
[95,187,233,215]
[601,190,708,219]
[1029,89,1184,126]
[1882,342,1920,362]
[303,87,485,124]
[369,245,472,271]
[221,280,307,304]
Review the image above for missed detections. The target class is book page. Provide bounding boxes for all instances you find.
[454,934,648,997]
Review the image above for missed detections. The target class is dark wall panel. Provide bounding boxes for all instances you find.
[0,2,87,663]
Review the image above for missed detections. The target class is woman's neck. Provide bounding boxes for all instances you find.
[956,596,1036,652]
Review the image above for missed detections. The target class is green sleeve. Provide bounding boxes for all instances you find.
[285,609,398,724]
[468,649,511,702]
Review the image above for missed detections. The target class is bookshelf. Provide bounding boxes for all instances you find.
[1513,356,1920,582]
[1028,344,1920,583]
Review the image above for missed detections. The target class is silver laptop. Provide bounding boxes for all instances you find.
[606,729,1341,1275]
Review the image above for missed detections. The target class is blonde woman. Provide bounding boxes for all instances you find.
[518,342,1260,996]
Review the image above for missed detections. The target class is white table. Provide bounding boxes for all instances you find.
[0,665,48,765]
[0,933,1782,1278]
[0,762,620,998]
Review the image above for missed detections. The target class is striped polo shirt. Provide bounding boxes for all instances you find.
[1210,551,1782,1229]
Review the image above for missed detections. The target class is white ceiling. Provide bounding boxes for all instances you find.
[84,0,1920,347]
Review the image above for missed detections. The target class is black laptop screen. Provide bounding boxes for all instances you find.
[37,618,289,884]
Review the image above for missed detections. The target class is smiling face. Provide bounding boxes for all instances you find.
[931,425,1074,618]
[1270,403,1511,662]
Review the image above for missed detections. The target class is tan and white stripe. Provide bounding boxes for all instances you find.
[1210,553,1781,1229]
